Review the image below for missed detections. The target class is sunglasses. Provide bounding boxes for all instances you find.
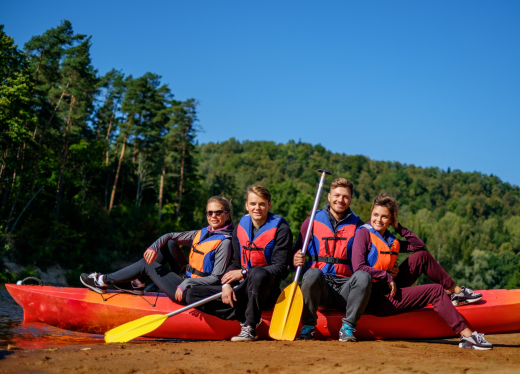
[205,210,228,217]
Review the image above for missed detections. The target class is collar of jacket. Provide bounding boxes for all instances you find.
[323,204,353,231]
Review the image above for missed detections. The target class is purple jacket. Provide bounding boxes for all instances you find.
[351,223,425,283]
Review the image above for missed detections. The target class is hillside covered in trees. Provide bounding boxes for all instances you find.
[1,22,520,290]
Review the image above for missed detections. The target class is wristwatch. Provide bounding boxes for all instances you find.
[241,268,248,278]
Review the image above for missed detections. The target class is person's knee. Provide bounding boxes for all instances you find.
[431,284,446,299]
[302,268,323,285]
[352,270,372,290]
[166,239,180,254]
[412,250,433,263]
[248,267,270,284]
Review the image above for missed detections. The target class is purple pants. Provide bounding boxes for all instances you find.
[366,250,467,334]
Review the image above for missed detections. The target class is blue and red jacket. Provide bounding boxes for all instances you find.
[237,212,287,269]
[355,223,400,281]
[186,227,231,278]
[305,209,361,277]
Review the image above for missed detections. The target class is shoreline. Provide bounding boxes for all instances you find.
[2,333,520,374]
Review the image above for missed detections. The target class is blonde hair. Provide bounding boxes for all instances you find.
[245,185,271,202]
[371,193,399,225]
[207,196,232,219]
[330,177,354,195]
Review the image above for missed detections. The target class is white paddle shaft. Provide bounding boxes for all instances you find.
[293,170,330,282]
[166,284,241,318]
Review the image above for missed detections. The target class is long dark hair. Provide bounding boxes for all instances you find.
[371,193,399,226]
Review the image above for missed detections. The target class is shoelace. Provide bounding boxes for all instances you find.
[238,326,255,337]
[342,325,356,334]
[464,287,475,295]
[474,333,487,344]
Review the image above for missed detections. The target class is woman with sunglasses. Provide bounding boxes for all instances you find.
[80,196,234,304]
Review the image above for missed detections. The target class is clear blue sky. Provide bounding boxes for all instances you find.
[3,1,520,186]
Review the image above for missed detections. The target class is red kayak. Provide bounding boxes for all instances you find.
[6,284,520,340]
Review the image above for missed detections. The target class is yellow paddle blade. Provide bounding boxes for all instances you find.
[268,281,303,341]
[105,314,168,343]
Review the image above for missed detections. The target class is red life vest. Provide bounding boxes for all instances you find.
[357,223,400,281]
[305,209,361,277]
[237,213,286,269]
[186,227,231,278]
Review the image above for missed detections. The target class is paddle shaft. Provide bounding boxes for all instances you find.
[293,169,331,282]
[166,284,241,318]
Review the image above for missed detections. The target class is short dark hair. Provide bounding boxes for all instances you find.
[330,177,354,195]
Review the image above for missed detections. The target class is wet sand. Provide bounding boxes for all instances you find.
[2,333,520,374]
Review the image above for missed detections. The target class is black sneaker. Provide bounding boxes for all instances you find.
[296,325,315,340]
[80,272,107,294]
[452,286,483,307]
[231,321,261,342]
[114,279,145,295]
[459,332,493,350]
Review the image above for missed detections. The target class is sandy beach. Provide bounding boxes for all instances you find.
[2,333,520,374]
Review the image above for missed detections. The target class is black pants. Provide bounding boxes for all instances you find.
[185,267,280,326]
[104,240,189,302]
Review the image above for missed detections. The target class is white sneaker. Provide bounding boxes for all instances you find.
[459,332,493,350]
[231,325,258,341]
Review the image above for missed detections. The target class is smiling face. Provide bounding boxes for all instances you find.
[328,186,352,219]
[370,205,393,235]
[205,202,230,230]
[245,192,271,228]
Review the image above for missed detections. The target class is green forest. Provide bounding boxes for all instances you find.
[2,21,520,290]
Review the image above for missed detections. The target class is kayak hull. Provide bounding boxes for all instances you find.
[6,284,520,340]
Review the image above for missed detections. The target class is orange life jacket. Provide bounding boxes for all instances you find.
[357,223,400,281]
[186,228,231,278]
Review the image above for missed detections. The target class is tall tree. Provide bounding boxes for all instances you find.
[174,99,198,220]
[24,20,83,195]
[53,36,98,229]
[0,26,36,223]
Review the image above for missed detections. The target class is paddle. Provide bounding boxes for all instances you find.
[105,284,241,343]
[269,168,332,341]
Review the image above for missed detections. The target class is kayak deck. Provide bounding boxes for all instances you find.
[6,284,520,340]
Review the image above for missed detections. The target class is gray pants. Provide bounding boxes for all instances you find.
[301,268,372,328]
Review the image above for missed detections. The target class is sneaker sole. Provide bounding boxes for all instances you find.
[113,284,144,295]
[231,336,258,342]
[339,338,357,342]
[459,343,492,350]
[453,296,483,307]
[80,277,107,294]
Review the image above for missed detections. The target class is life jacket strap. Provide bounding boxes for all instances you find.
[192,247,205,255]
[379,251,399,256]
[321,237,347,241]
[242,246,265,251]
[186,265,209,277]
[309,255,351,265]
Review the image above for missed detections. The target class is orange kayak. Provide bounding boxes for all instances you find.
[6,284,520,340]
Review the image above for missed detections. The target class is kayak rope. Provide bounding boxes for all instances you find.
[138,291,161,307]
[96,290,161,307]
[98,293,122,302]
